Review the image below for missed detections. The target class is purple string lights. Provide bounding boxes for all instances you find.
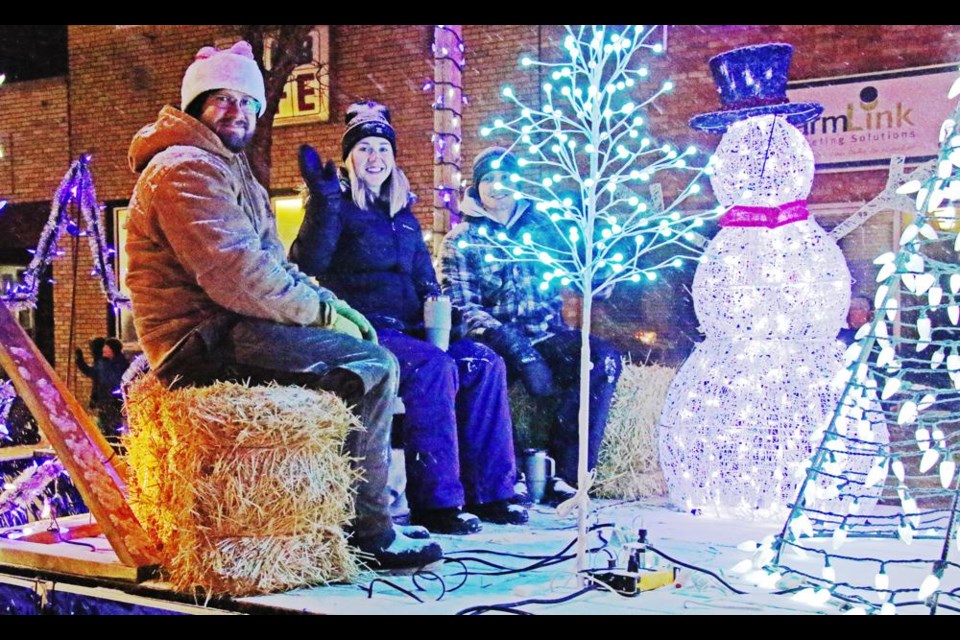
[427,25,466,232]
[1,154,130,313]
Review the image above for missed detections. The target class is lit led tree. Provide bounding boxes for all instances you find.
[753,84,960,616]
[469,25,710,577]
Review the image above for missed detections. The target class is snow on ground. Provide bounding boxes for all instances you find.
[239,498,939,615]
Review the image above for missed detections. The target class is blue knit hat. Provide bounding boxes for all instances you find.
[472,147,520,185]
[342,101,397,160]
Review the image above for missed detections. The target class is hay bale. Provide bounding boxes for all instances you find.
[123,374,362,596]
[594,361,676,499]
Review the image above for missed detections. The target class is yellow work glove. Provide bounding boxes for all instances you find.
[315,299,378,343]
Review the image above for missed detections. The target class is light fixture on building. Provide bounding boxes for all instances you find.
[633,330,657,346]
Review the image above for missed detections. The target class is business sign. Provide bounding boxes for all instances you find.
[266,26,330,126]
[217,26,330,127]
[787,63,960,171]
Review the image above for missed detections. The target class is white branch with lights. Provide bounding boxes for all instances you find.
[465,25,711,580]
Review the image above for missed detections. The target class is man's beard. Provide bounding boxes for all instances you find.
[212,119,255,152]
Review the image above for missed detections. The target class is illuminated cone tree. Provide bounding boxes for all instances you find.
[757,85,960,615]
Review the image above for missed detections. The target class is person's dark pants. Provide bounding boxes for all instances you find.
[96,401,124,439]
[526,330,622,485]
[155,316,399,540]
[379,329,517,512]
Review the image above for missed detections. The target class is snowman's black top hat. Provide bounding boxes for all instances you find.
[689,43,823,133]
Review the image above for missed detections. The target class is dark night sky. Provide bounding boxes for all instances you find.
[0,25,68,82]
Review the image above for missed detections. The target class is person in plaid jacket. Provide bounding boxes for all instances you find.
[441,147,622,503]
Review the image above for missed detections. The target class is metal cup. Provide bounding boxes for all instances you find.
[424,295,452,351]
[522,448,556,504]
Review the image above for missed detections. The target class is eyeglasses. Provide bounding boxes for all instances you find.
[207,93,261,115]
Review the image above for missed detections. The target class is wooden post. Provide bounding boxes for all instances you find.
[432,25,464,254]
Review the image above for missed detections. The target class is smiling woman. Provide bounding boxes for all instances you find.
[288,101,528,535]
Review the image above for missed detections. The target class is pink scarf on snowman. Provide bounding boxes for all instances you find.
[719,199,809,228]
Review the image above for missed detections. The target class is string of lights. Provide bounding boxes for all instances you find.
[0,155,129,312]
[0,458,66,530]
[0,380,14,441]
[756,92,960,615]
[428,25,466,239]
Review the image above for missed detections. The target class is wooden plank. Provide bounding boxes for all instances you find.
[0,514,148,582]
[15,522,101,544]
[0,538,148,582]
[0,444,50,464]
[0,303,160,569]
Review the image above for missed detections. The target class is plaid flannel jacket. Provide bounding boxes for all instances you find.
[441,194,562,340]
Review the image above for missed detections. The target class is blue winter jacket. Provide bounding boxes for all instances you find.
[289,187,441,331]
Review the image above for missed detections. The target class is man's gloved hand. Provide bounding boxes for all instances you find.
[332,299,377,344]
[299,144,342,198]
[330,313,363,340]
[314,298,378,344]
[74,348,85,365]
[483,324,555,397]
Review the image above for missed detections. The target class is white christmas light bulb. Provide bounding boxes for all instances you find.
[731,559,754,574]
[917,315,932,346]
[893,458,906,482]
[898,522,915,544]
[881,378,901,400]
[875,284,890,309]
[789,513,814,538]
[897,401,918,425]
[948,352,960,372]
[877,262,897,282]
[885,298,899,322]
[875,567,889,591]
[940,459,956,488]
[914,273,936,295]
[918,573,940,600]
[920,448,941,473]
[822,561,836,582]
[932,349,945,369]
[832,526,848,550]
[876,346,896,368]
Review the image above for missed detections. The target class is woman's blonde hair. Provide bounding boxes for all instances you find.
[345,152,410,216]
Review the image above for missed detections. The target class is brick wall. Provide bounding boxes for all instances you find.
[0,77,69,201]
[0,77,78,390]
[43,24,960,380]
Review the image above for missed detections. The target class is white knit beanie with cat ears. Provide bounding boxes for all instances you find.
[180,40,266,118]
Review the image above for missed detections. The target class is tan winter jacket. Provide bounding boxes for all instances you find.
[126,106,329,366]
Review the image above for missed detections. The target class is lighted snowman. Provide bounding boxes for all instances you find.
[659,44,886,519]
